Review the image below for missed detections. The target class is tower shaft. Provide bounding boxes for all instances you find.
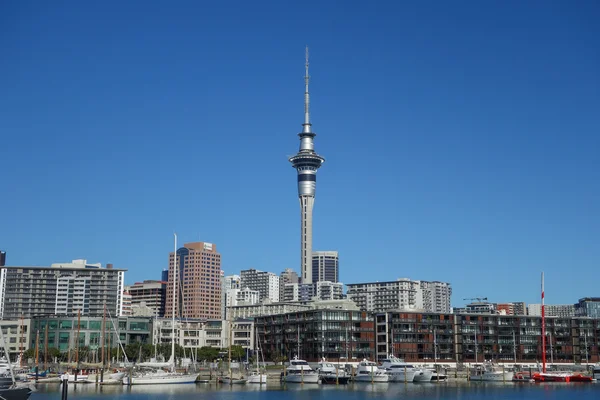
[289,47,325,285]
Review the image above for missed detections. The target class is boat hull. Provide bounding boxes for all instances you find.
[354,374,389,383]
[413,369,433,382]
[285,373,319,384]
[386,370,416,382]
[320,375,350,384]
[470,371,513,382]
[247,374,267,384]
[221,377,247,384]
[123,373,198,385]
[0,387,32,400]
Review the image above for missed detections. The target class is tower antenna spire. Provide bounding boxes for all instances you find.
[303,46,311,133]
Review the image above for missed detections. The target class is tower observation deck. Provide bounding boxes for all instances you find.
[288,47,325,285]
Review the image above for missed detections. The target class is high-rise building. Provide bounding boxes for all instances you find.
[312,251,339,283]
[122,290,132,316]
[0,251,5,266]
[240,269,279,302]
[576,297,600,318]
[288,48,325,285]
[315,281,343,301]
[126,280,167,317]
[222,275,241,319]
[420,281,452,313]
[346,278,452,313]
[0,259,125,319]
[165,242,222,319]
[279,269,299,302]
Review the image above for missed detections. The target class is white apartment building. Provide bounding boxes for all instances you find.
[346,278,452,313]
[236,287,260,305]
[528,304,576,317]
[0,259,125,319]
[153,318,255,350]
[315,281,343,301]
[420,281,452,313]
[240,269,280,302]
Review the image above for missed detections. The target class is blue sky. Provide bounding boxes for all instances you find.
[1,1,598,307]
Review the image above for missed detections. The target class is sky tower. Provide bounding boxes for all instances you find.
[289,47,325,285]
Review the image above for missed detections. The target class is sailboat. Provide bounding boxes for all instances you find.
[0,329,32,400]
[247,326,267,384]
[123,234,197,385]
[221,319,247,384]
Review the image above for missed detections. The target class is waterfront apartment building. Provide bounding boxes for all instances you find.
[347,278,452,314]
[528,304,576,317]
[255,308,375,363]
[0,319,31,360]
[0,259,125,320]
[240,269,280,302]
[152,318,255,350]
[28,315,151,354]
[373,311,600,364]
[312,251,339,283]
[126,280,167,317]
[165,242,222,320]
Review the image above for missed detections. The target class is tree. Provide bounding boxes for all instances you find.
[230,345,245,361]
[197,346,220,362]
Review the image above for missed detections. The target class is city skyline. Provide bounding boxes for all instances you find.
[1,2,598,305]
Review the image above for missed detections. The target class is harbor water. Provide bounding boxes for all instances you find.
[29,382,600,400]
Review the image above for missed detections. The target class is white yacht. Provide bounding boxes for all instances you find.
[317,358,350,384]
[284,356,319,383]
[380,355,418,382]
[470,362,513,382]
[247,372,267,384]
[413,366,434,382]
[593,364,600,380]
[354,359,389,382]
[123,368,197,385]
[247,326,268,384]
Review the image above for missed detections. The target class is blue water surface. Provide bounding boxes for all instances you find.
[31,382,600,400]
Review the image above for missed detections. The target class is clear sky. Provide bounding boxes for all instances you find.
[1,1,598,307]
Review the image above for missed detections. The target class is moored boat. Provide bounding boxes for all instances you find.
[354,359,388,383]
[470,362,513,382]
[379,355,416,383]
[220,376,247,384]
[284,356,319,384]
[317,358,350,384]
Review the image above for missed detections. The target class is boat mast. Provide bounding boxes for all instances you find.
[44,323,49,371]
[297,325,300,358]
[228,319,232,381]
[255,325,259,375]
[172,233,178,372]
[513,330,517,364]
[474,324,478,364]
[541,272,546,373]
[19,315,24,368]
[434,329,437,364]
[101,304,106,369]
[76,309,81,367]
[35,329,40,370]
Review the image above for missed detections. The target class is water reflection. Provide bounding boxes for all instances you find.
[29,380,600,400]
